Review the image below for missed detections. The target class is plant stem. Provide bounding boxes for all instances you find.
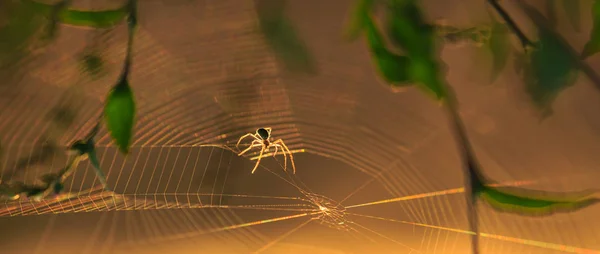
[487,0,534,50]
[120,0,137,79]
[442,84,486,254]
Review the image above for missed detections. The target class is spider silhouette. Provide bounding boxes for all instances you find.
[236,128,296,174]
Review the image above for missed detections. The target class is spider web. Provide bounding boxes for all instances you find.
[0,0,600,254]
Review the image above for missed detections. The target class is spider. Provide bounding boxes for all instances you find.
[236,127,296,174]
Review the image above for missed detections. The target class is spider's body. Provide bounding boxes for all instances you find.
[236,127,296,174]
[256,128,271,146]
[257,128,270,140]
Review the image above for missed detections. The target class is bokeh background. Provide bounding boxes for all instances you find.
[0,0,599,253]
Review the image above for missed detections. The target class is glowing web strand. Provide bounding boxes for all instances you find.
[121,212,320,245]
[348,213,600,254]
[345,181,534,209]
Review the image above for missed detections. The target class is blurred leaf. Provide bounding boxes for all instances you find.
[0,182,20,201]
[386,0,446,99]
[38,0,68,42]
[479,185,599,216]
[24,186,46,199]
[40,173,60,185]
[345,0,375,41]
[436,25,490,47]
[104,78,136,154]
[513,50,527,75]
[255,0,317,74]
[363,17,412,85]
[26,0,127,29]
[410,58,448,99]
[527,30,578,116]
[52,181,64,194]
[39,173,64,194]
[0,1,46,71]
[259,18,317,74]
[61,8,127,28]
[562,0,581,32]
[582,0,600,58]
[488,20,510,83]
[80,52,105,78]
[386,0,436,58]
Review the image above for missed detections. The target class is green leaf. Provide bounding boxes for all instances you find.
[527,30,577,116]
[104,78,136,154]
[362,17,412,85]
[60,8,127,28]
[372,51,412,85]
[386,0,436,58]
[25,0,127,29]
[256,0,317,75]
[479,185,599,216]
[582,0,600,58]
[488,20,510,83]
[562,0,581,32]
[409,58,447,99]
[386,0,446,100]
[344,0,376,41]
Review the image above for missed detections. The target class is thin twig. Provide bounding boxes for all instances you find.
[516,1,600,93]
[487,0,535,50]
[442,86,485,254]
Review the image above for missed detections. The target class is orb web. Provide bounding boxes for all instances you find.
[0,0,599,254]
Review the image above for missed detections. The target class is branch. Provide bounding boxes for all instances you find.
[487,0,535,50]
[443,86,485,254]
[516,1,600,93]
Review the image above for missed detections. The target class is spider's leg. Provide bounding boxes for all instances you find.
[236,133,257,149]
[273,139,296,174]
[251,145,266,174]
[271,144,287,172]
[272,145,279,157]
[238,140,261,156]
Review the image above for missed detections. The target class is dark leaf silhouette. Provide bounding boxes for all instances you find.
[255,0,317,74]
[488,19,510,83]
[385,0,435,58]
[80,52,105,78]
[0,0,46,75]
[345,0,376,41]
[526,30,578,117]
